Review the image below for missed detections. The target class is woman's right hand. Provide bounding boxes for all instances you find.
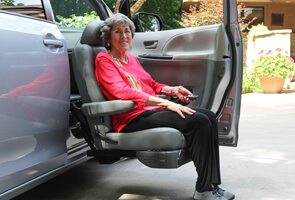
[166,101,196,118]
[161,86,194,103]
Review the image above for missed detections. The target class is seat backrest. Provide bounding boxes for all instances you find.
[72,20,107,104]
[72,20,115,149]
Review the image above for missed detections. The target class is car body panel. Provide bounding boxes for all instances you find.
[217,0,243,146]
[0,10,70,196]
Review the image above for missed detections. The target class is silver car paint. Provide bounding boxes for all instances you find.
[0,12,70,194]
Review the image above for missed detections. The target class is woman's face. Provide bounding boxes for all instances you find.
[109,22,132,52]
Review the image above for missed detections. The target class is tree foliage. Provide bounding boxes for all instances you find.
[247,23,268,40]
[0,0,14,5]
[112,0,147,16]
[180,0,223,27]
[180,0,256,31]
[50,0,94,22]
[139,0,182,30]
[103,0,117,11]
[56,11,99,28]
[104,0,183,30]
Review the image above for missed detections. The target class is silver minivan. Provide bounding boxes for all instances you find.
[0,0,242,199]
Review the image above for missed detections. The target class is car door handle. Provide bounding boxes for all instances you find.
[144,41,158,49]
[43,39,64,48]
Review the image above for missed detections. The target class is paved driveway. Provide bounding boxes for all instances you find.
[222,93,295,200]
[13,93,295,200]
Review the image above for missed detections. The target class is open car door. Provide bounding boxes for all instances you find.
[127,0,242,147]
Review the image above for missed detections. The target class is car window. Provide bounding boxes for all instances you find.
[49,0,100,28]
[0,0,45,19]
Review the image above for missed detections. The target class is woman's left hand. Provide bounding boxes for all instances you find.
[166,101,196,118]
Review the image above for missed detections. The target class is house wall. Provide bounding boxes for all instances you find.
[242,2,295,58]
[244,2,295,32]
[246,30,292,66]
[242,33,295,66]
[292,33,295,57]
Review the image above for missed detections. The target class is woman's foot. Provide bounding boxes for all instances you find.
[193,187,235,200]
[214,187,235,200]
[193,190,227,200]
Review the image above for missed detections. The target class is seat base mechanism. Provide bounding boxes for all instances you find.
[136,149,191,169]
[87,150,136,164]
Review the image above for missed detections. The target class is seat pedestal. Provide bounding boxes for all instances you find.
[137,149,191,168]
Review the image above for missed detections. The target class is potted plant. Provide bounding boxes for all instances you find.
[250,48,295,93]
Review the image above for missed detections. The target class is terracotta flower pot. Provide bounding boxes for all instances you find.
[259,77,285,93]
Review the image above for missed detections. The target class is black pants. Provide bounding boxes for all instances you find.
[121,108,221,192]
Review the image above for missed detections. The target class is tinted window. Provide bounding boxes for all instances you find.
[0,0,45,19]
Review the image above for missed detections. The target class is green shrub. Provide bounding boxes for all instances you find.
[56,11,100,28]
[247,23,269,40]
[179,0,256,31]
[242,66,263,93]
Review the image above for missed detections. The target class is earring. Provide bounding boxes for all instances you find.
[107,43,110,46]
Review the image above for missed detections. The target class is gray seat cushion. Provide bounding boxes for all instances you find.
[104,127,186,150]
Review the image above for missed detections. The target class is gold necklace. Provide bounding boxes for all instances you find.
[117,57,128,64]
[108,51,128,64]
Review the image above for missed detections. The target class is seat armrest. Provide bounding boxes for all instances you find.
[81,100,135,117]
[156,94,168,99]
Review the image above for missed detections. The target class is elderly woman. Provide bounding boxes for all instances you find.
[95,13,234,200]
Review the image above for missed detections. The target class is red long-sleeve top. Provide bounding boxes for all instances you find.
[95,51,167,132]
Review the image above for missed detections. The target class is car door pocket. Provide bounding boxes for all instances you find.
[138,54,173,59]
[144,41,158,49]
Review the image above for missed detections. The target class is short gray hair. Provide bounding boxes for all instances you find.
[100,13,135,50]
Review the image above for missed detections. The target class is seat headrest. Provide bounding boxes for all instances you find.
[80,20,104,46]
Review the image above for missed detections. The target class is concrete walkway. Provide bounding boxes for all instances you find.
[221,93,295,200]
[13,93,295,200]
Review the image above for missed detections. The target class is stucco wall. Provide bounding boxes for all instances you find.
[245,30,292,67]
